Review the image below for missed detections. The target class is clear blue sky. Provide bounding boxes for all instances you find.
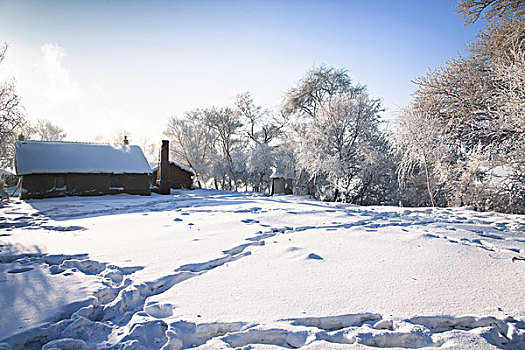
[0,0,483,144]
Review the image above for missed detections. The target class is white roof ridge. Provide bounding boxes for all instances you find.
[17,140,113,146]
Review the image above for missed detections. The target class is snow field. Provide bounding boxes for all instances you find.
[0,190,524,349]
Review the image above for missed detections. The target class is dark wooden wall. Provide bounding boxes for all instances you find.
[20,173,150,199]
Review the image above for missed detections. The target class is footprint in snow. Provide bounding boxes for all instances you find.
[145,302,173,318]
[7,267,34,274]
[306,253,324,260]
[479,233,504,240]
[286,247,302,252]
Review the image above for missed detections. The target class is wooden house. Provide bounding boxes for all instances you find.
[15,141,152,199]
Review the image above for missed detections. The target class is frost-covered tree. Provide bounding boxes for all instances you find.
[457,0,525,23]
[165,111,215,188]
[396,54,512,209]
[396,103,451,207]
[297,93,390,202]
[272,140,296,181]
[234,92,287,192]
[139,139,158,164]
[245,142,274,192]
[396,1,525,213]
[0,43,25,169]
[286,67,397,203]
[235,92,264,142]
[167,107,245,190]
[283,65,362,119]
[200,107,244,190]
[235,92,286,145]
[488,44,525,211]
[25,119,66,141]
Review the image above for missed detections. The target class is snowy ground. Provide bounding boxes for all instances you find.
[0,189,524,349]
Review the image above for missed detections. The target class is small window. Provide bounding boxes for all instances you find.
[55,175,66,190]
[109,175,122,188]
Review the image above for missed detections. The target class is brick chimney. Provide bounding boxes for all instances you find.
[158,140,170,194]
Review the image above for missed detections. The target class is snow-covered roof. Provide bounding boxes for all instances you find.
[15,141,152,175]
[150,161,194,175]
[271,170,294,179]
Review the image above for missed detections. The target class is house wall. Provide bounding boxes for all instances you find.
[121,174,151,195]
[20,173,150,199]
[169,164,193,189]
[152,165,193,189]
[66,174,109,196]
[20,174,59,199]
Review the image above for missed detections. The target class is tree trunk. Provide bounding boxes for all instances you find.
[333,188,339,202]
[423,155,436,207]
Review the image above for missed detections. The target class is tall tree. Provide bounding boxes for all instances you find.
[0,43,25,169]
[164,111,215,188]
[201,107,244,190]
[286,66,396,203]
[234,92,287,192]
[396,1,525,212]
